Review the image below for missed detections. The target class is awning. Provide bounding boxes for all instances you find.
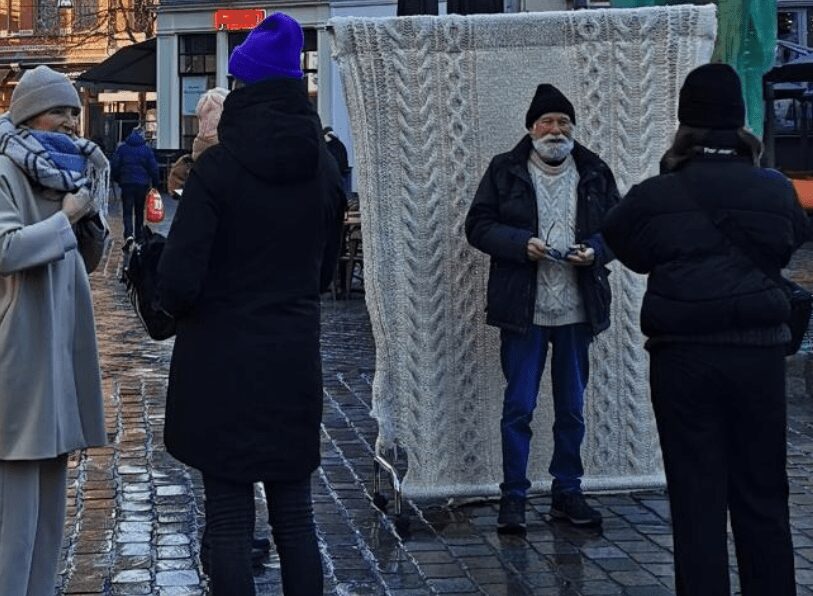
[77,38,156,91]
[765,53,813,84]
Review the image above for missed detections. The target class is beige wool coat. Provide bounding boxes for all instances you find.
[0,155,106,460]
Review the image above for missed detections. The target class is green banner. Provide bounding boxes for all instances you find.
[611,0,777,137]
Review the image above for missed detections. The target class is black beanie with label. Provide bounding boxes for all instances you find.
[525,84,576,130]
[678,63,746,130]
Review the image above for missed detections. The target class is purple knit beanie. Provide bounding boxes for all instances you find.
[228,13,304,83]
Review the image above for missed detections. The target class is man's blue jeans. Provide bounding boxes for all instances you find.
[499,323,591,499]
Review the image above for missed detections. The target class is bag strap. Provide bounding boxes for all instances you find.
[675,172,784,288]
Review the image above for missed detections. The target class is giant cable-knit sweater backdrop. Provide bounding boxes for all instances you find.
[330,5,717,498]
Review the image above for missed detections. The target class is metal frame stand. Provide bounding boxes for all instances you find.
[371,445,411,534]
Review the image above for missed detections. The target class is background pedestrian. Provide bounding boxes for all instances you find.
[111,127,160,245]
[323,126,352,196]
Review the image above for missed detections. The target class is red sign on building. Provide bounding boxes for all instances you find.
[214,9,266,31]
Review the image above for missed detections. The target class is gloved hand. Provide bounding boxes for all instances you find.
[61,189,95,225]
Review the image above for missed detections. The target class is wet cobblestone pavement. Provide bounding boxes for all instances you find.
[55,197,813,595]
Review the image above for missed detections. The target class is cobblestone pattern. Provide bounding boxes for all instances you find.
[54,198,813,595]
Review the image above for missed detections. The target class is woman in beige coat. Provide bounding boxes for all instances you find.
[0,66,108,596]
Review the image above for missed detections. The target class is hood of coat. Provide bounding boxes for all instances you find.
[218,78,321,184]
[125,131,146,147]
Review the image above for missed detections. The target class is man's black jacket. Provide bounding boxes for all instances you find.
[465,137,621,335]
[602,153,809,342]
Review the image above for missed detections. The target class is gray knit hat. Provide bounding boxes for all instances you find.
[9,66,82,126]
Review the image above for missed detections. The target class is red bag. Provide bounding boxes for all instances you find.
[145,188,165,224]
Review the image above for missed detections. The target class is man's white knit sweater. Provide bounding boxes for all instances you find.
[528,152,587,327]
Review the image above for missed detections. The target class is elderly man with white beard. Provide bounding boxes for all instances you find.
[465,84,621,532]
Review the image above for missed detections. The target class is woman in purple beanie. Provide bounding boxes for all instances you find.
[157,12,345,595]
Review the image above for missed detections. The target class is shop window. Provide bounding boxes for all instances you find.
[36,0,57,32]
[775,99,813,135]
[179,34,216,151]
[73,0,99,31]
[228,31,249,56]
[0,0,7,33]
[808,9,813,50]
[779,10,802,45]
[1,0,21,33]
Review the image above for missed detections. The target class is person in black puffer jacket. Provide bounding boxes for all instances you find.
[603,64,809,596]
[157,13,345,596]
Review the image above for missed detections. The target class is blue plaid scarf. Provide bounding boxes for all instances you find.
[0,114,110,214]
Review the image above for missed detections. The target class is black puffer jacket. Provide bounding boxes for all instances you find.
[465,137,621,335]
[602,153,809,343]
[157,78,345,482]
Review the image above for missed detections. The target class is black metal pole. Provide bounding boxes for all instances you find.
[800,97,810,171]
[764,79,776,169]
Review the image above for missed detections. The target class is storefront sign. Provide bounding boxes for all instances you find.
[214,9,266,31]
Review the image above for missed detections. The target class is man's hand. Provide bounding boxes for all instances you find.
[527,237,548,261]
[566,245,595,267]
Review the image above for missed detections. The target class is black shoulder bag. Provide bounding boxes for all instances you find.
[678,174,812,355]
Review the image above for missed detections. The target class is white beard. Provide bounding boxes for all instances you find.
[532,134,575,163]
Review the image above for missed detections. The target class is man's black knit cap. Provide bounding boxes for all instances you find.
[525,84,576,129]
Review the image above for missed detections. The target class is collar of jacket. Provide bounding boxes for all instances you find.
[224,77,309,110]
[690,151,751,164]
[506,135,607,190]
[660,151,752,175]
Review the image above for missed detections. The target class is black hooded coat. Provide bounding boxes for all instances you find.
[157,79,345,482]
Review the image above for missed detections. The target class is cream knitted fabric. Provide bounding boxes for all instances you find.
[330,5,717,498]
[530,154,587,327]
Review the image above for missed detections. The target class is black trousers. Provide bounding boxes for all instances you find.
[119,184,148,241]
[202,473,322,596]
[649,343,795,596]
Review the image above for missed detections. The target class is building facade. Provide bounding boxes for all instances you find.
[155,0,435,154]
[0,0,153,134]
[155,0,602,182]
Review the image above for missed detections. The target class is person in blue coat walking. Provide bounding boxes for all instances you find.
[111,129,160,243]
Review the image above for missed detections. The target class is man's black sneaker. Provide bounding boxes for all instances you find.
[497,496,526,534]
[550,492,602,527]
